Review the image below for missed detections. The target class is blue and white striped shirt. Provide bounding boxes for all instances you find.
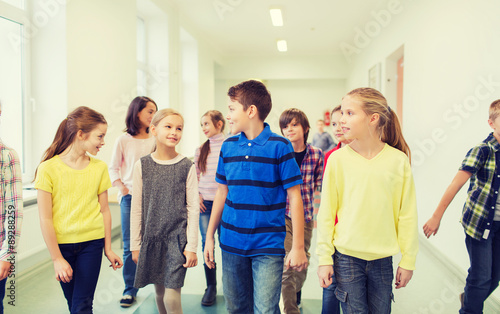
[216,123,303,256]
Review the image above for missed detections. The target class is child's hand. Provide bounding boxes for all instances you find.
[204,236,216,269]
[105,250,123,270]
[317,265,334,288]
[285,248,308,272]
[423,215,441,238]
[200,195,206,212]
[119,185,129,196]
[132,250,139,264]
[183,251,197,268]
[53,257,73,283]
[0,261,11,280]
[395,267,413,289]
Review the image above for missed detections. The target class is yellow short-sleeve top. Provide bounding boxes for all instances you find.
[35,155,112,244]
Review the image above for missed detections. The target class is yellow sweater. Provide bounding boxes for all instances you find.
[35,155,111,244]
[316,144,418,270]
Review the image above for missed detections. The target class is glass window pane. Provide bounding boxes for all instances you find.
[0,16,24,171]
[137,17,146,63]
[2,0,24,9]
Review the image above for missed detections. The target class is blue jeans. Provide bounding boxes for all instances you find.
[322,255,340,314]
[334,251,393,314]
[120,194,138,297]
[59,238,104,314]
[222,251,283,314]
[199,200,220,255]
[461,221,500,314]
[0,277,6,314]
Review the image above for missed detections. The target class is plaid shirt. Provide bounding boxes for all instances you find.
[285,144,323,223]
[0,141,23,261]
[460,133,500,241]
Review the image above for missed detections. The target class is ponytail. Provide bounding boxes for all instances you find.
[198,140,211,174]
[35,106,107,179]
[346,88,411,162]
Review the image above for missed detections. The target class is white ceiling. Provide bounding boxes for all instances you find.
[169,0,390,57]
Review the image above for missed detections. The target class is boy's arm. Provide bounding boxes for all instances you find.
[423,170,471,238]
[284,184,308,272]
[204,183,228,269]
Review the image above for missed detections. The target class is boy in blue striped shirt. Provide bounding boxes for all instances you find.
[204,80,308,313]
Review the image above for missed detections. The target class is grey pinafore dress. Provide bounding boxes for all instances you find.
[134,154,193,289]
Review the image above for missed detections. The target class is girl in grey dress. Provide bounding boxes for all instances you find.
[130,109,199,314]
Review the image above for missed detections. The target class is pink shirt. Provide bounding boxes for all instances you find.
[194,133,225,201]
[109,133,155,202]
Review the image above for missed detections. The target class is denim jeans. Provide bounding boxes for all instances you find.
[334,251,393,314]
[461,221,500,314]
[199,200,220,255]
[321,255,341,314]
[120,194,138,297]
[0,277,6,314]
[222,251,283,314]
[59,238,104,314]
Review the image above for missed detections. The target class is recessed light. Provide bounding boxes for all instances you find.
[277,39,287,52]
[270,8,283,27]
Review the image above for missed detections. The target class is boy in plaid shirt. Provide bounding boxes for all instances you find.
[0,103,23,313]
[424,99,500,313]
[279,108,323,313]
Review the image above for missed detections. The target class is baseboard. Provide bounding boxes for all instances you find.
[419,234,500,311]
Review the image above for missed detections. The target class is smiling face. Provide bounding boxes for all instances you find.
[151,114,183,148]
[340,95,373,141]
[282,118,306,145]
[331,110,347,143]
[81,123,107,156]
[137,101,157,129]
[201,115,222,138]
[226,99,250,135]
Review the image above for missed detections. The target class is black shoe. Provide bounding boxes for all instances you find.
[201,285,217,306]
[120,295,136,308]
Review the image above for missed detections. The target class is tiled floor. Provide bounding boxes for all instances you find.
[8,230,500,313]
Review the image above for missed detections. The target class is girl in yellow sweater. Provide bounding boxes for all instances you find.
[316,88,418,313]
[35,106,123,313]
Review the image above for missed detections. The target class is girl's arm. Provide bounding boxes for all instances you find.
[37,190,73,283]
[183,165,199,268]
[204,183,228,269]
[130,160,143,263]
[99,191,123,270]
[193,147,206,212]
[316,160,337,288]
[285,185,308,272]
[423,170,471,238]
[109,137,128,195]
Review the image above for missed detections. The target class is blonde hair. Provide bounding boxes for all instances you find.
[489,100,500,121]
[346,88,411,161]
[151,108,184,128]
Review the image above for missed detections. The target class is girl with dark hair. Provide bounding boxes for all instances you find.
[109,96,157,307]
[194,110,225,306]
[35,106,123,313]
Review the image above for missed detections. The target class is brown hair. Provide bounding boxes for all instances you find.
[331,105,341,116]
[36,106,107,177]
[279,108,310,144]
[198,110,225,174]
[489,99,500,121]
[346,87,411,161]
[125,96,158,135]
[227,80,272,121]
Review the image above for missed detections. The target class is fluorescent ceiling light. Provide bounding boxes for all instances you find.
[270,8,283,26]
[277,39,287,52]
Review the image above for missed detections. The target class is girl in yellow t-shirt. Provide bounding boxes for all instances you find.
[35,106,123,313]
[316,88,418,314]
